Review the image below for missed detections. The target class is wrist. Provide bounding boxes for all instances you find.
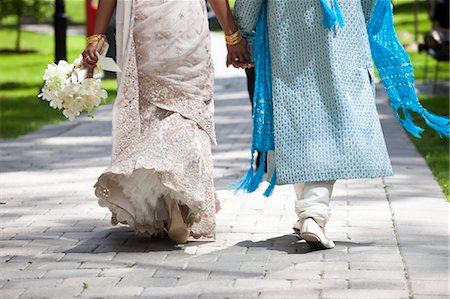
[225,28,242,46]
[87,33,107,44]
[224,25,239,36]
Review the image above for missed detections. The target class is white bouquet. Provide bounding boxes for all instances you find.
[39,40,120,120]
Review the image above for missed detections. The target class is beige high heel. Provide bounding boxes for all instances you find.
[167,199,189,244]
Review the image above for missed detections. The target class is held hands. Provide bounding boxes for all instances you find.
[82,41,99,78]
[226,38,253,69]
[82,34,106,78]
[224,28,253,69]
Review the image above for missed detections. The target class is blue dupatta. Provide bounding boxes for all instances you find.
[234,0,449,196]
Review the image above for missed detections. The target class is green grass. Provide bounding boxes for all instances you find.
[0,0,87,25]
[393,0,449,81]
[393,0,449,200]
[0,0,448,200]
[0,28,116,139]
[66,0,86,25]
[408,95,449,200]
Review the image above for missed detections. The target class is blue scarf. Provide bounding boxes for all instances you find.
[234,0,449,196]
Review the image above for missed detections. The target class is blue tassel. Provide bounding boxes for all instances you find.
[263,169,277,197]
[231,152,255,192]
[320,0,337,29]
[247,153,267,192]
[421,110,450,138]
[397,109,423,138]
[333,0,345,27]
[233,165,254,193]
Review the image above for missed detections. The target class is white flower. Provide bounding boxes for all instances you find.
[39,58,108,121]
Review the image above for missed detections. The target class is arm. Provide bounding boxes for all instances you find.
[208,0,253,68]
[232,0,264,51]
[92,0,117,36]
[82,0,117,76]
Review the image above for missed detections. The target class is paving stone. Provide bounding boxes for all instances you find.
[61,252,116,262]
[234,279,291,289]
[141,287,202,298]
[259,289,320,298]
[323,270,405,280]
[208,270,264,280]
[3,278,63,289]
[79,261,132,269]
[59,277,120,288]
[291,279,348,289]
[19,286,83,298]
[321,289,410,299]
[349,279,408,290]
[118,277,177,288]
[410,279,449,296]
[414,296,449,299]
[80,286,143,297]
[265,268,321,280]
[0,270,47,280]
[0,32,447,299]
[199,288,259,299]
[0,289,25,299]
[43,269,100,279]
[349,261,404,271]
[26,261,81,271]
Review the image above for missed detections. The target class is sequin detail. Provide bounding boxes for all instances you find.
[94,0,219,239]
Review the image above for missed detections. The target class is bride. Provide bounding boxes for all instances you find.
[83,0,250,244]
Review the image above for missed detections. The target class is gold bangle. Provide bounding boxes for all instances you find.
[225,29,241,40]
[226,36,242,45]
[225,29,242,45]
[87,34,107,44]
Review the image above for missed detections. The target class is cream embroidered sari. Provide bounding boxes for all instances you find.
[94,0,219,239]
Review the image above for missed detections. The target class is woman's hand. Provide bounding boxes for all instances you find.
[82,41,99,78]
[226,38,253,69]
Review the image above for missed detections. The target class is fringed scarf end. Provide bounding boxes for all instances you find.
[397,108,424,138]
[320,0,344,29]
[230,152,256,192]
[396,107,450,139]
[263,169,277,197]
[247,153,267,192]
[421,109,450,138]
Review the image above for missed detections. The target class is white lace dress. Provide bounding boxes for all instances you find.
[94,0,219,239]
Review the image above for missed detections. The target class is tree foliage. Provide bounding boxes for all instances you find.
[0,0,53,51]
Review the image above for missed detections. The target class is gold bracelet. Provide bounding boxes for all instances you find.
[87,34,107,44]
[225,29,242,45]
[225,30,241,43]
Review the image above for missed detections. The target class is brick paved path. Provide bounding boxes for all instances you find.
[0,33,448,299]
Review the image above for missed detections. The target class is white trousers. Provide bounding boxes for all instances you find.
[293,180,336,228]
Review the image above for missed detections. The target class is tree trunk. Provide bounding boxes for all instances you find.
[15,0,23,52]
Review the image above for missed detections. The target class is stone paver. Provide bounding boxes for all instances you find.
[0,32,448,298]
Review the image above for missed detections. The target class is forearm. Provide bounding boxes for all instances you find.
[93,0,117,35]
[208,0,238,35]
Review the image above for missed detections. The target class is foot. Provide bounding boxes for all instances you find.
[300,218,335,250]
[167,199,190,244]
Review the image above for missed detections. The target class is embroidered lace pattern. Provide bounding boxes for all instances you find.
[94,0,218,239]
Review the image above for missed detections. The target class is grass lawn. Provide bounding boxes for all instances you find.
[0,29,116,139]
[409,95,449,200]
[0,0,448,198]
[393,0,450,199]
[393,0,449,81]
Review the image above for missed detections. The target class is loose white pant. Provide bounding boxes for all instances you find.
[293,180,336,228]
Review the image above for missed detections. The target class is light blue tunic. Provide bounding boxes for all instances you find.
[233,0,394,185]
